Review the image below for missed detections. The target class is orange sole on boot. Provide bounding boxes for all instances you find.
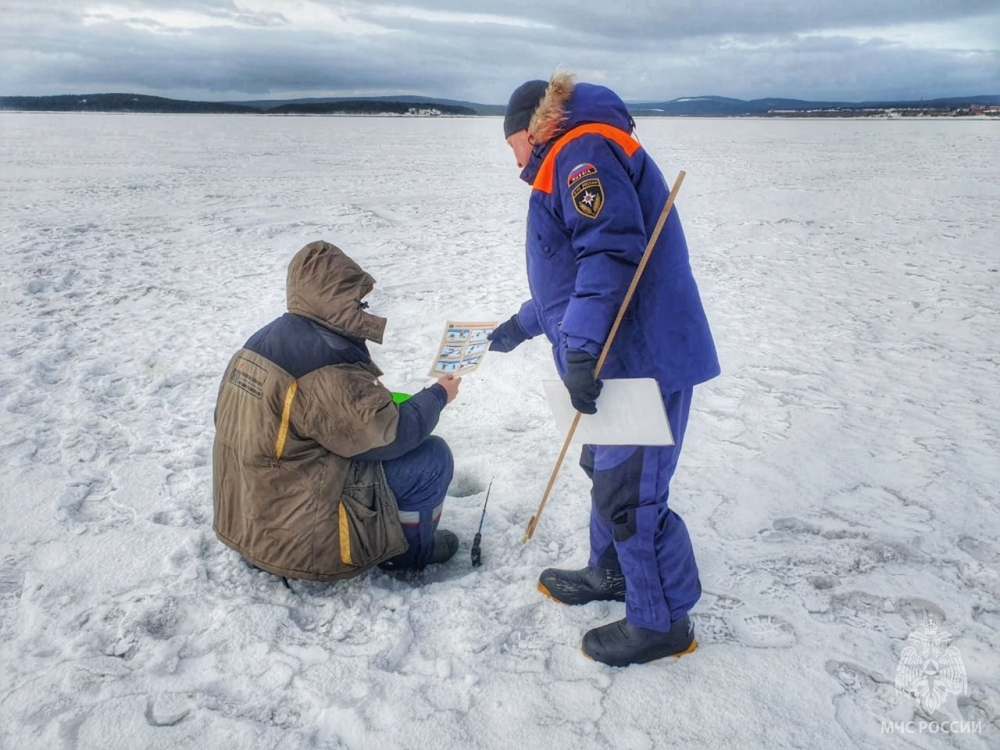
[675,639,699,657]
[581,639,699,663]
[538,582,558,601]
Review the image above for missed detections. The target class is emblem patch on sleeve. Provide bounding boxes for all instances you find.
[571,178,605,219]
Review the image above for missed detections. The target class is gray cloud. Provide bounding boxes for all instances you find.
[354,0,999,39]
[1,0,997,102]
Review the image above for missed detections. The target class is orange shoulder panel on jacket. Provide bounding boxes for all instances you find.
[532,123,641,194]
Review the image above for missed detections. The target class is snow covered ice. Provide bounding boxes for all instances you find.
[1,113,998,749]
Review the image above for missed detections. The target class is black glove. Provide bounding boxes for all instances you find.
[488,314,528,353]
[563,350,602,414]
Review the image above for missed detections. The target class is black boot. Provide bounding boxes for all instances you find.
[381,529,458,570]
[582,616,697,667]
[538,566,626,605]
[428,529,459,564]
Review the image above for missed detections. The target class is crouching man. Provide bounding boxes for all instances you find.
[213,240,461,581]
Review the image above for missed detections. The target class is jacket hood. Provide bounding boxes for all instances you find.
[285,240,387,345]
[520,71,634,184]
[529,71,633,145]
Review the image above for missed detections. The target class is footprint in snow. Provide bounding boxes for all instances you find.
[956,536,1000,564]
[690,592,796,648]
[825,660,902,745]
[731,614,797,648]
[0,569,23,601]
[811,591,946,634]
[0,568,25,642]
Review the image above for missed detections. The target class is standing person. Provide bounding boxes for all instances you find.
[213,240,461,582]
[488,72,720,666]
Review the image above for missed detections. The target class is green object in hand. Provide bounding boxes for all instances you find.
[391,392,411,404]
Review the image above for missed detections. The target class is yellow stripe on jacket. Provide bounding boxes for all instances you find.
[274,381,298,459]
[338,502,353,565]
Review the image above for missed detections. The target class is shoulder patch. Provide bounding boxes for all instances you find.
[229,356,267,398]
[571,178,604,219]
[567,162,597,187]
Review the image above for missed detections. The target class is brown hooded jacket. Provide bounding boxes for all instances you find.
[212,241,409,581]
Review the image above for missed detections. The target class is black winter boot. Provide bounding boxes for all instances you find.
[380,529,459,571]
[428,529,459,564]
[538,566,626,605]
[582,615,697,666]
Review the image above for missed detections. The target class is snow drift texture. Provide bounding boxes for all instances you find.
[0,114,997,749]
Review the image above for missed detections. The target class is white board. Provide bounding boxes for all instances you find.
[542,378,674,446]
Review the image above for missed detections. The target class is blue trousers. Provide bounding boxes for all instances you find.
[382,436,454,569]
[583,388,700,631]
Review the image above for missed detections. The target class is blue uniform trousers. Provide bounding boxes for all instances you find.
[583,388,700,630]
[382,436,454,569]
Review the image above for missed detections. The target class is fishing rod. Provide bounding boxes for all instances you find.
[470,479,493,567]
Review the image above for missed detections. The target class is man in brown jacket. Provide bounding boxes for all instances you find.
[213,241,461,581]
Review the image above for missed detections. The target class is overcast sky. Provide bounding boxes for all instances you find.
[2,1,998,103]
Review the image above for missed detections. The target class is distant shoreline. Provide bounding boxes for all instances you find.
[2,92,998,119]
[1,109,996,121]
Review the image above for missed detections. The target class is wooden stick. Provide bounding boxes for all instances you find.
[523,170,686,543]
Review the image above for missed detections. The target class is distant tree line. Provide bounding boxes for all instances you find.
[0,94,256,114]
[3,92,997,118]
[267,100,475,115]
[0,93,476,116]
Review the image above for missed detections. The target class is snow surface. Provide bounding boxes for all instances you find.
[1,113,998,750]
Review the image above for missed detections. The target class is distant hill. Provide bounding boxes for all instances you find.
[265,100,475,116]
[629,94,1000,116]
[230,95,497,115]
[0,93,476,116]
[0,93,256,114]
[2,92,998,118]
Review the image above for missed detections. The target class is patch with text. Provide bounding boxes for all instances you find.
[229,356,268,399]
[567,162,597,187]
[571,178,605,219]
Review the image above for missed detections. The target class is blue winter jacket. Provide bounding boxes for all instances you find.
[517,83,720,393]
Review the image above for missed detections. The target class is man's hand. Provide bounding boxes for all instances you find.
[563,350,602,414]
[435,375,462,405]
[488,314,528,353]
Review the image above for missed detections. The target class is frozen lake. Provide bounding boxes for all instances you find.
[1,113,998,749]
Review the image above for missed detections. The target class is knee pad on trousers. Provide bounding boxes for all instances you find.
[612,508,637,542]
[590,448,645,543]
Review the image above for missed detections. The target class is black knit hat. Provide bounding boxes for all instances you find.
[503,79,547,139]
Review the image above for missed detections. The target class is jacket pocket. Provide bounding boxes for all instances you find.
[338,462,408,567]
[529,208,569,261]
